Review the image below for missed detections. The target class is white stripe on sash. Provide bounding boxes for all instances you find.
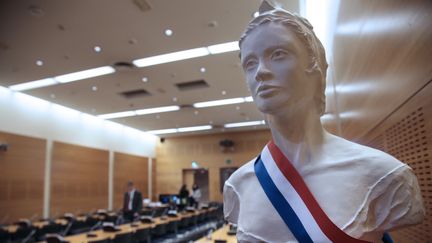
[261,146,332,243]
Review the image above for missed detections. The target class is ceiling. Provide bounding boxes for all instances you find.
[0,0,304,136]
[2,0,430,139]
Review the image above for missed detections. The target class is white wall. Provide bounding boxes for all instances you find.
[0,86,157,157]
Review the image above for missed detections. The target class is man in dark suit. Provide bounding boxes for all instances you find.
[123,181,143,222]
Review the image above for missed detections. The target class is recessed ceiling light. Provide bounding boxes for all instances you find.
[224,120,266,128]
[200,67,206,73]
[193,97,250,108]
[9,78,58,91]
[147,128,177,135]
[178,125,211,132]
[98,111,137,119]
[253,11,260,18]
[55,66,115,83]
[92,86,98,91]
[135,105,180,115]
[221,90,226,95]
[133,47,209,67]
[36,60,44,66]
[94,46,102,52]
[142,77,148,82]
[207,41,239,54]
[147,125,212,135]
[164,29,173,36]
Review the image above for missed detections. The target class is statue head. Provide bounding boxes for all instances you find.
[239,1,328,116]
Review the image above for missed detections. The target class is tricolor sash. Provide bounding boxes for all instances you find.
[254,141,385,243]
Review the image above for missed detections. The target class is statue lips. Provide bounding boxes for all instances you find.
[256,84,280,98]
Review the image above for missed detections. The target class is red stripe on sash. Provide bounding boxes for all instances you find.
[268,141,370,243]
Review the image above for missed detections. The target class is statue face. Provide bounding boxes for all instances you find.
[240,22,317,115]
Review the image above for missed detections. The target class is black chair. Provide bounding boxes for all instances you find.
[151,223,167,237]
[69,220,90,235]
[178,217,190,229]
[165,220,178,235]
[35,223,65,241]
[0,228,10,243]
[10,226,36,243]
[45,234,69,243]
[113,232,133,243]
[188,215,198,227]
[134,228,151,243]
[88,239,110,243]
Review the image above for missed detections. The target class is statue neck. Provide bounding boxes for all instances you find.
[267,108,325,167]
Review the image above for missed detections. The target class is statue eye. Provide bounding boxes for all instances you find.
[243,59,258,71]
[271,49,288,60]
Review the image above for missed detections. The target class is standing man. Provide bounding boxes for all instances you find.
[123,181,143,222]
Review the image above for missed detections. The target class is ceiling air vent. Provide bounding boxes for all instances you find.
[113,61,135,71]
[120,89,151,99]
[175,79,209,91]
[133,0,152,12]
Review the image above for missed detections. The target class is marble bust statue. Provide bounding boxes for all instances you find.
[223,2,425,242]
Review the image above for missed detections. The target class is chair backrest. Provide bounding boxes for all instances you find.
[88,239,110,243]
[134,228,150,242]
[45,234,69,243]
[113,232,132,243]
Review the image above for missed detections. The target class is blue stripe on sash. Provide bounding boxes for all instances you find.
[254,156,314,243]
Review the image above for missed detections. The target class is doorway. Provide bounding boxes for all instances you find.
[182,168,209,203]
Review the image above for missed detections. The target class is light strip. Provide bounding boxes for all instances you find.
[9,78,58,91]
[193,96,253,108]
[178,125,212,132]
[133,41,240,68]
[207,41,239,54]
[133,47,210,67]
[55,66,116,83]
[99,96,254,120]
[224,120,266,128]
[147,128,178,135]
[98,111,136,120]
[135,105,180,115]
[148,125,212,135]
[193,97,245,108]
[11,40,241,91]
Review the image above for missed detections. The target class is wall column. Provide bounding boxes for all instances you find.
[108,151,114,210]
[43,139,53,218]
[148,157,152,200]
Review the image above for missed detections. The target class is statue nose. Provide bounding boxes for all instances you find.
[255,62,272,82]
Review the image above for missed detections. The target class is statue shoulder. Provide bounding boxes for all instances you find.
[326,133,405,173]
[225,157,257,187]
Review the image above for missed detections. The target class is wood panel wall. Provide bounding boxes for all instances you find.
[50,142,109,217]
[155,129,271,202]
[332,0,432,140]
[0,131,45,223]
[113,152,148,210]
[361,81,432,242]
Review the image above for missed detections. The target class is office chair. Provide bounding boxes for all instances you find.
[113,232,133,243]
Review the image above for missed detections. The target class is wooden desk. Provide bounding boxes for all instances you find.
[3,219,68,233]
[195,225,237,243]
